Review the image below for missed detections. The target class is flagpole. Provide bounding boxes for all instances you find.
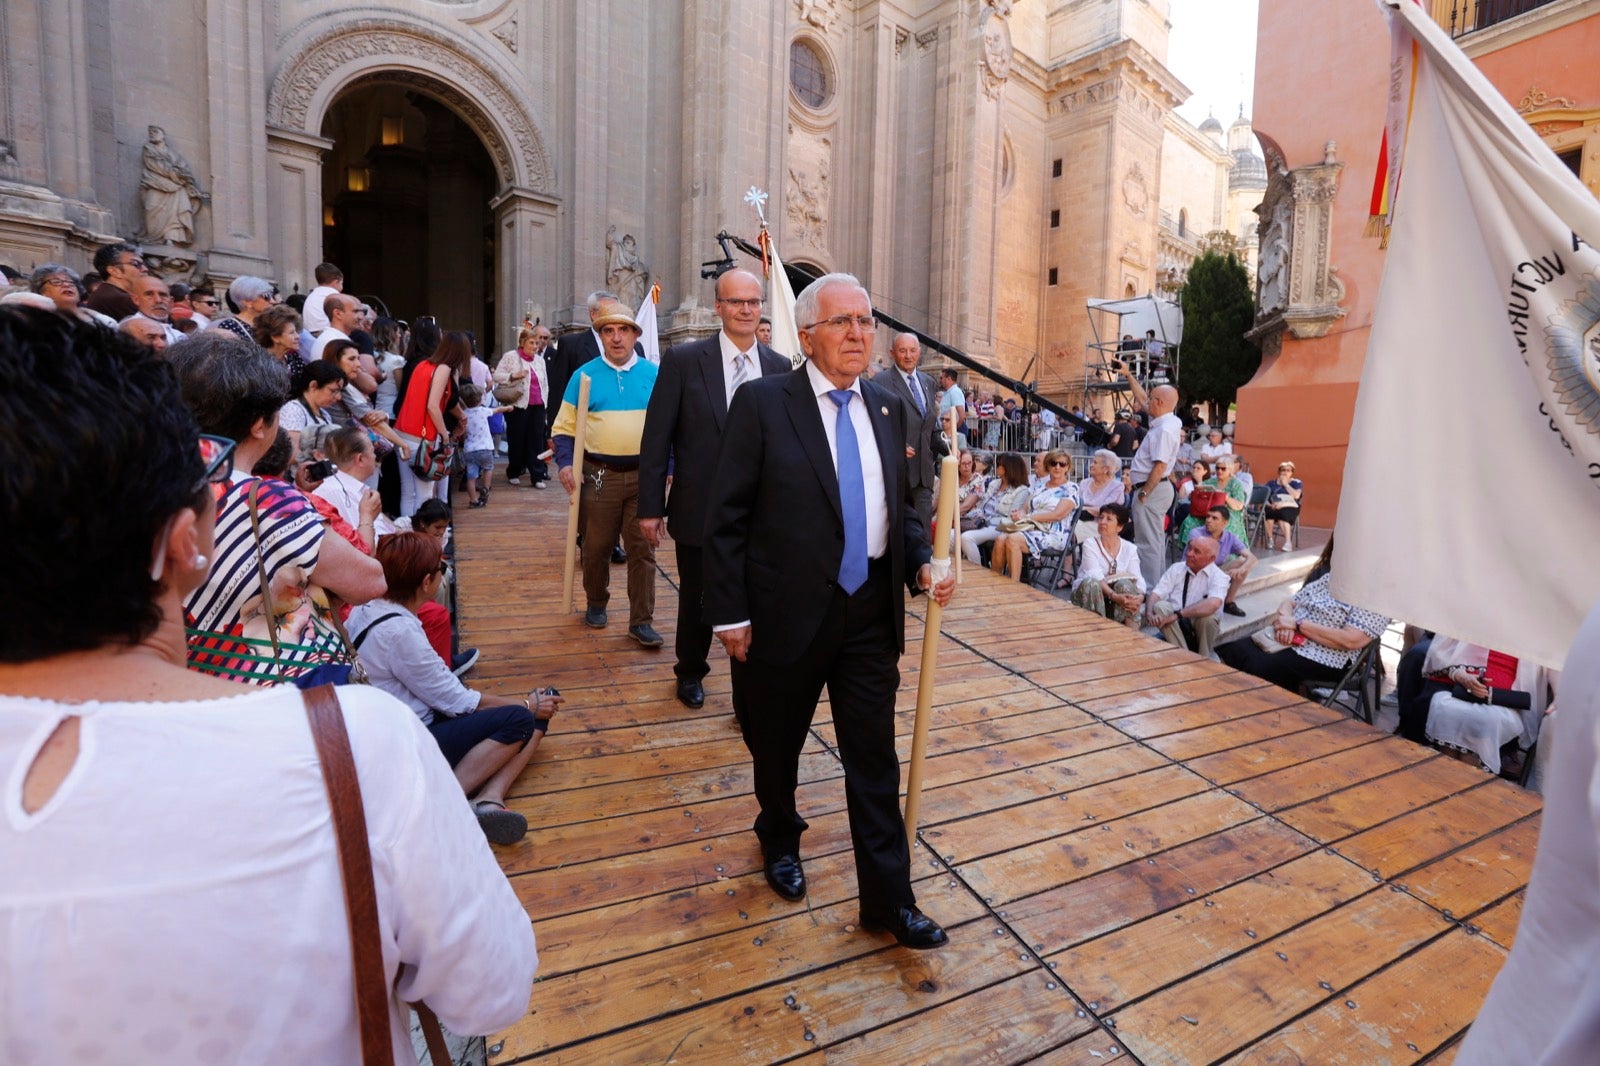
[948,405,962,584]
[560,374,591,613]
[904,452,959,851]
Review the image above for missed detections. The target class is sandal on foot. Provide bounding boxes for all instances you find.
[473,799,528,845]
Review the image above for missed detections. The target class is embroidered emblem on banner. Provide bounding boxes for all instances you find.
[1524,235,1600,481]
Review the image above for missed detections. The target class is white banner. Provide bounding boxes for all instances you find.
[761,231,805,367]
[1337,0,1600,668]
[635,284,660,364]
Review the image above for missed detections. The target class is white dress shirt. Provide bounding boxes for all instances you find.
[1072,536,1147,594]
[1150,560,1229,614]
[1131,411,1182,479]
[719,330,765,408]
[313,468,370,532]
[806,360,888,560]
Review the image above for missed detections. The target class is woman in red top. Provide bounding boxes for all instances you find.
[395,329,472,515]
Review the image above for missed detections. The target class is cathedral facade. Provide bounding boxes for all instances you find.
[0,0,1255,395]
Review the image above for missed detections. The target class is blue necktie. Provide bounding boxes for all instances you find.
[828,389,869,594]
[908,372,927,415]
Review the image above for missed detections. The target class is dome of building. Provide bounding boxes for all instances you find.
[1199,113,1223,135]
[1229,106,1252,131]
[1230,146,1268,191]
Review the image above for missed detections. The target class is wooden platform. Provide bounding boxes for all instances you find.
[452,483,1539,1065]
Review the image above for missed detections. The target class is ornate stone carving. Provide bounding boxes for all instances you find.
[1248,148,1348,342]
[915,28,940,49]
[796,0,839,33]
[0,140,16,167]
[139,126,205,246]
[1121,162,1149,217]
[1517,85,1576,113]
[894,26,909,56]
[605,224,651,311]
[979,7,1013,101]
[266,17,552,192]
[787,159,829,248]
[492,18,518,53]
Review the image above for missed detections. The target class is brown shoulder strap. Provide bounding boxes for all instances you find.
[302,684,451,1065]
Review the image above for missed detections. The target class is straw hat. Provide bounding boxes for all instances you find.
[591,309,642,334]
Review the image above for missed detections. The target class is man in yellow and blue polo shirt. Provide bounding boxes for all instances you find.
[553,308,662,646]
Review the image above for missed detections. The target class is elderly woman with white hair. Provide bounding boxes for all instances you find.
[215,275,279,345]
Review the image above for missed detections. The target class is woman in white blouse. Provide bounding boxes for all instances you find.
[1070,502,1146,626]
[0,308,535,1063]
[347,531,562,846]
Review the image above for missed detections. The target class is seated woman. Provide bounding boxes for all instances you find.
[990,449,1079,581]
[250,302,304,369]
[960,452,1031,564]
[1398,635,1552,775]
[1263,461,1303,551]
[319,337,410,462]
[1076,448,1126,518]
[278,359,347,454]
[1178,452,1248,544]
[956,450,991,528]
[1176,458,1212,507]
[1070,502,1146,626]
[0,307,535,1059]
[1216,566,1390,690]
[348,532,556,844]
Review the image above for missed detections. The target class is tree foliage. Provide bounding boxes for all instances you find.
[1176,249,1259,415]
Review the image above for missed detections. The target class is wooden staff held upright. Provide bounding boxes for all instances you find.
[560,373,592,613]
[903,451,959,850]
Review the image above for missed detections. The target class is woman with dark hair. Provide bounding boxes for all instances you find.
[347,532,561,844]
[250,302,304,369]
[0,308,535,1060]
[168,332,384,683]
[1070,502,1146,626]
[277,359,346,454]
[395,327,470,516]
[318,337,410,463]
[959,452,1031,564]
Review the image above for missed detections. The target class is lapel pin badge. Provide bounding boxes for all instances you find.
[880,406,889,416]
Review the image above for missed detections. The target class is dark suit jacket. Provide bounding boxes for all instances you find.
[872,366,941,491]
[702,368,931,665]
[638,335,790,546]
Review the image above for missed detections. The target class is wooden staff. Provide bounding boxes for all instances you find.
[948,404,962,583]
[560,373,592,613]
[904,451,959,850]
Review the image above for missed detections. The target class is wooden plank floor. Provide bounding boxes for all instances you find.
[452,483,1539,1065]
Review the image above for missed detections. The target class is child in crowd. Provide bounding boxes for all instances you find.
[459,382,511,508]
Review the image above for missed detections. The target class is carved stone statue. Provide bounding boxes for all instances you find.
[139,126,204,246]
[1257,196,1291,314]
[979,8,1014,100]
[787,162,828,248]
[605,224,650,310]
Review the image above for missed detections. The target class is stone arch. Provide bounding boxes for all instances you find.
[266,15,552,193]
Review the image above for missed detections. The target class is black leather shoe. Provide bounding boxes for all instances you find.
[676,678,705,708]
[1223,601,1247,617]
[763,853,806,901]
[584,605,607,628]
[611,544,628,564]
[860,905,949,949]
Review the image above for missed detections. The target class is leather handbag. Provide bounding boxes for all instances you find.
[492,381,522,405]
[302,684,450,1066]
[410,434,455,482]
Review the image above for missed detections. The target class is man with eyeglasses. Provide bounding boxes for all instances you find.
[702,272,957,950]
[638,269,789,709]
[85,242,148,320]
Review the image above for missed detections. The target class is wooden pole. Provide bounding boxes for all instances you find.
[948,405,962,583]
[560,374,592,613]
[904,451,959,850]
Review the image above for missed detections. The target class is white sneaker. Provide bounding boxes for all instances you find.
[533,481,548,490]
[506,477,522,485]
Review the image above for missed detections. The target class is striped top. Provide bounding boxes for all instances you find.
[184,473,325,684]
[551,353,658,466]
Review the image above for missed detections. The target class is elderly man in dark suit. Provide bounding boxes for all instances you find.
[544,289,617,439]
[872,331,943,531]
[639,269,790,708]
[703,272,957,950]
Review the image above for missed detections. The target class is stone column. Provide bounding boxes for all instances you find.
[265,127,332,295]
[202,0,273,280]
[492,185,561,347]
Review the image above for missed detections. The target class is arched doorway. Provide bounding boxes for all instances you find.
[320,81,496,345]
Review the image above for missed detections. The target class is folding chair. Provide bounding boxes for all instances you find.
[1244,484,1272,550]
[1301,639,1384,723]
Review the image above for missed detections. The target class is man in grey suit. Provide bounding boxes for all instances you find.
[638,269,790,708]
[872,332,942,530]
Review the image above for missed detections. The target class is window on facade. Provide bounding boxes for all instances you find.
[1049,209,1060,228]
[1048,268,1059,286]
[1558,146,1582,179]
[790,40,830,109]
[1051,158,1063,178]
[1178,208,1188,237]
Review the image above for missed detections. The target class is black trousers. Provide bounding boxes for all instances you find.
[674,543,713,683]
[504,404,548,481]
[1217,638,1345,691]
[730,557,913,915]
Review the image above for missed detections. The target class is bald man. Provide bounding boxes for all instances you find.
[1120,363,1182,588]
[1145,534,1228,657]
